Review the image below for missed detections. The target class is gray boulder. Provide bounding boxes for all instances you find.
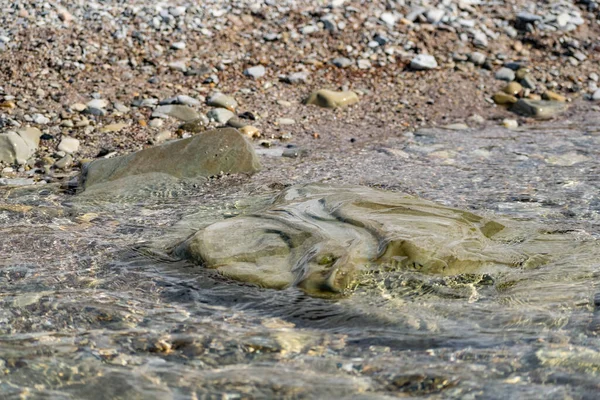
[80,128,261,190]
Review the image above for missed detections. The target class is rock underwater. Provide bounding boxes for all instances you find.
[174,184,548,297]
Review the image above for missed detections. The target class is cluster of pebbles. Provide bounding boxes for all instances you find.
[0,0,599,185]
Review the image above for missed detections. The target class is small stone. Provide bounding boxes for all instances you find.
[282,71,309,84]
[239,125,260,139]
[357,59,371,69]
[493,92,518,105]
[301,25,319,35]
[592,89,600,101]
[54,154,73,170]
[244,65,266,79]
[33,114,50,125]
[75,118,90,127]
[502,119,519,129]
[86,99,108,109]
[410,55,438,70]
[511,99,568,119]
[58,137,80,154]
[171,41,186,50]
[542,91,566,102]
[590,73,599,82]
[100,123,129,133]
[469,114,485,124]
[520,75,537,90]
[305,89,359,109]
[516,12,542,24]
[469,52,486,66]
[278,118,295,126]
[113,102,130,114]
[84,107,106,117]
[175,95,202,107]
[495,68,515,81]
[152,131,171,145]
[425,9,444,24]
[207,93,237,111]
[152,105,199,122]
[556,13,570,27]
[503,82,523,96]
[515,68,529,80]
[332,57,353,68]
[149,119,164,128]
[283,148,309,158]
[405,7,426,22]
[227,117,249,129]
[0,101,15,109]
[207,108,235,124]
[168,61,188,72]
[472,30,488,48]
[380,12,397,26]
[179,116,209,133]
[444,123,469,130]
[264,33,279,41]
[527,93,542,101]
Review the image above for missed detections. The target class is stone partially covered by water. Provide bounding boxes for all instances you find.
[80,128,260,190]
[510,99,568,119]
[174,184,530,296]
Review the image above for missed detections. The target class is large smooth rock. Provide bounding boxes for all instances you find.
[174,184,532,296]
[305,89,359,108]
[511,99,568,119]
[0,127,42,164]
[81,128,261,189]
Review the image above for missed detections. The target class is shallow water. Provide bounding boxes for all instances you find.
[2,116,600,399]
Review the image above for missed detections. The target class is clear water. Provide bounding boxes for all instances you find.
[1,114,600,399]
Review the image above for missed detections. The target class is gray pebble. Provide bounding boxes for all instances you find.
[410,54,438,70]
[495,67,515,81]
[244,65,266,79]
[207,108,235,124]
[332,57,353,68]
[469,52,486,65]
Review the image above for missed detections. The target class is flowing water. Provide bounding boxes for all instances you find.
[1,114,600,399]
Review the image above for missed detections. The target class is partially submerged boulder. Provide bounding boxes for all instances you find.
[81,128,260,190]
[511,99,568,119]
[174,184,528,296]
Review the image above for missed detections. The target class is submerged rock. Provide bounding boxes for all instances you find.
[510,99,568,119]
[305,89,359,108]
[81,128,260,190]
[174,184,531,296]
